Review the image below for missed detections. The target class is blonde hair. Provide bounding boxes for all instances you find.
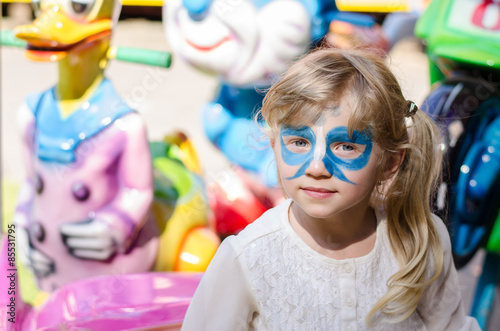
[259,47,444,324]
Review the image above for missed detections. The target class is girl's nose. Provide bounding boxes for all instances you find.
[306,132,330,178]
[182,0,214,21]
[305,158,331,178]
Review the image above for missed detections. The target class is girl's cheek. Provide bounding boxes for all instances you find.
[276,157,298,180]
[274,148,291,177]
[343,159,377,184]
[280,164,298,180]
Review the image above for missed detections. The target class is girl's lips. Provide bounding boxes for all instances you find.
[301,187,336,199]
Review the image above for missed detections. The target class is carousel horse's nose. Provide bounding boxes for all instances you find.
[182,0,214,21]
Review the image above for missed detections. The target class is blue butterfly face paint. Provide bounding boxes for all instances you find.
[280,125,373,184]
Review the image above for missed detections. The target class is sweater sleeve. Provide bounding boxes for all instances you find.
[418,215,481,331]
[181,236,258,331]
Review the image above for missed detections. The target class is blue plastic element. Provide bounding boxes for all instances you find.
[330,11,375,28]
[182,0,214,21]
[455,224,485,257]
[467,118,500,200]
[26,79,134,163]
[204,84,278,186]
[420,84,458,121]
[213,84,265,119]
[298,0,375,40]
[202,90,277,186]
[445,98,500,257]
[470,252,500,330]
[202,102,233,144]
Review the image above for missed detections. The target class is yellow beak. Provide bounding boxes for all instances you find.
[14,1,112,61]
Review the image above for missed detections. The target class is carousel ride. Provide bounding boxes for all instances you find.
[0,0,444,329]
[0,0,219,329]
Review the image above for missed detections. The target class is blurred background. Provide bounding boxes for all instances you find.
[1,0,498,329]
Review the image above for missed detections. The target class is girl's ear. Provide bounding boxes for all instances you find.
[382,149,405,181]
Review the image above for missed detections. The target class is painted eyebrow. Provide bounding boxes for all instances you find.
[325,127,372,144]
[280,126,315,138]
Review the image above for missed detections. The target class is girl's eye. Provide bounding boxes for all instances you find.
[294,140,308,148]
[340,144,354,152]
[286,138,310,153]
[333,143,364,159]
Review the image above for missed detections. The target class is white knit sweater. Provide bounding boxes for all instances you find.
[182,199,481,331]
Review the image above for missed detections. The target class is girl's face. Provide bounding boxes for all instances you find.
[273,97,383,220]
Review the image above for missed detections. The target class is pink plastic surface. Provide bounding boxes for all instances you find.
[22,272,202,330]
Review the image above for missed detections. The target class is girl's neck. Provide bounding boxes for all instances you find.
[289,201,377,260]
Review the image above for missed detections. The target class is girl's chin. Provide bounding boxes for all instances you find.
[295,204,338,220]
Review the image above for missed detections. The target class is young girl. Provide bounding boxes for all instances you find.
[181,48,481,330]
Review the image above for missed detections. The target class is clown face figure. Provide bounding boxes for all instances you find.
[164,0,337,186]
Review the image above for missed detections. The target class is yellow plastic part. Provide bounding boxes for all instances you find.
[151,191,212,271]
[176,227,220,272]
[107,46,118,60]
[164,132,203,175]
[1,180,19,233]
[16,255,50,307]
[336,0,411,12]
[58,75,104,118]
[14,3,112,46]
[120,0,163,6]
